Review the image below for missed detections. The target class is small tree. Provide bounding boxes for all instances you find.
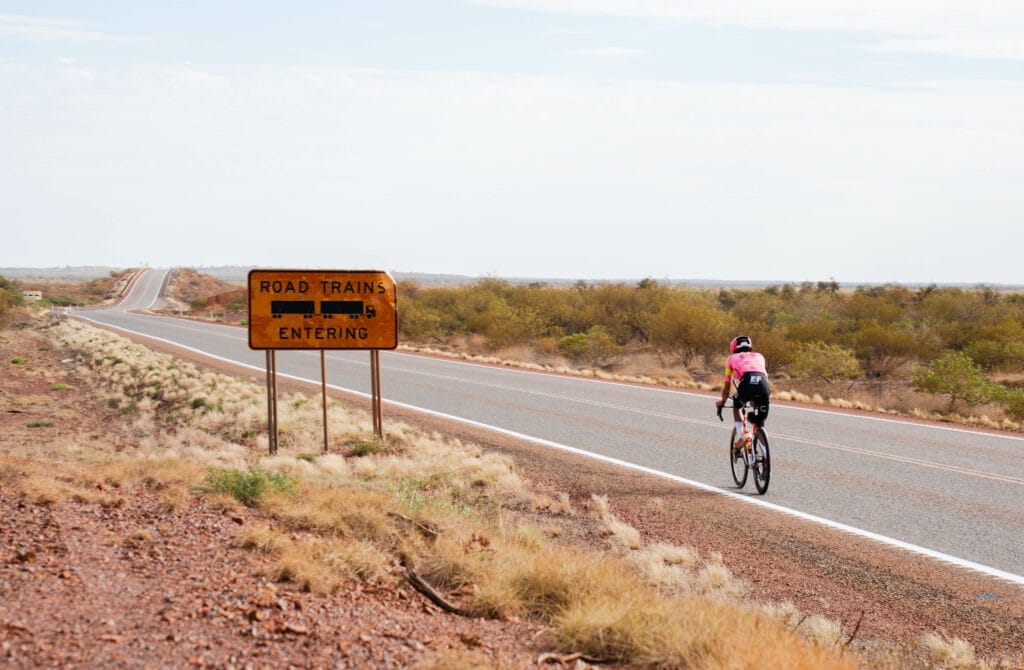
[912,352,995,413]
[557,326,621,368]
[399,300,447,344]
[0,274,24,319]
[648,293,736,369]
[790,341,863,385]
[996,386,1024,421]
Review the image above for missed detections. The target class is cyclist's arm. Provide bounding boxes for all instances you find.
[717,366,734,407]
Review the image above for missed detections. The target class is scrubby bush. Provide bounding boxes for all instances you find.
[557,326,621,368]
[0,274,24,320]
[396,278,1024,422]
[913,352,996,412]
[205,467,296,506]
[790,342,863,384]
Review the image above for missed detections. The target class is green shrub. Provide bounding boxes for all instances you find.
[913,352,996,412]
[345,439,387,457]
[557,326,621,368]
[204,467,296,506]
[790,342,862,384]
[51,383,68,391]
[10,356,25,364]
[27,419,54,428]
[990,385,1024,421]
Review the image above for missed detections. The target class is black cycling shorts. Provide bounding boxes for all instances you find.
[736,371,770,426]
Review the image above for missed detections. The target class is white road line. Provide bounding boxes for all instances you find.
[69,314,1024,587]
[390,350,1024,442]
[780,434,1024,485]
[374,361,1024,486]
[375,399,1024,588]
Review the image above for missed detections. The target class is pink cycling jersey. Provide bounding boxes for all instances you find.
[724,351,767,384]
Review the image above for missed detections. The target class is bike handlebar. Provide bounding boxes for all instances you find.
[717,395,740,421]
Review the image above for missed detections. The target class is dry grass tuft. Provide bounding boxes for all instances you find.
[531,493,554,511]
[238,523,291,555]
[19,473,76,505]
[550,582,856,669]
[552,492,574,515]
[591,494,642,550]
[923,633,989,669]
[11,319,1003,669]
[245,528,394,592]
[414,649,521,670]
[259,484,418,560]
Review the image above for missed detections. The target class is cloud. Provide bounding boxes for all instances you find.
[0,14,155,45]
[566,46,646,58]
[474,0,1024,60]
[2,60,1022,280]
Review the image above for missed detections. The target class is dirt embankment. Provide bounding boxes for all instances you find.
[1,319,1022,668]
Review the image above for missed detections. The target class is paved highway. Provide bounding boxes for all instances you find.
[79,269,1024,583]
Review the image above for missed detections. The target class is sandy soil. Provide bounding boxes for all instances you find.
[1,320,1022,668]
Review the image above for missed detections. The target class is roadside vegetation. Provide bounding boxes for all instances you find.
[8,269,136,309]
[397,278,1024,430]
[0,273,26,324]
[1,314,1012,668]
[153,268,1024,430]
[164,267,246,322]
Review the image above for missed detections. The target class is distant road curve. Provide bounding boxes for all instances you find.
[77,269,1024,584]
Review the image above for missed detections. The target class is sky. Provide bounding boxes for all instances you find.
[2,1,1022,285]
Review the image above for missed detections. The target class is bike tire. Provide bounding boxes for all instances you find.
[751,427,771,494]
[729,427,748,488]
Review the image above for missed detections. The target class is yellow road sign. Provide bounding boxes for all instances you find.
[248,270,398,350]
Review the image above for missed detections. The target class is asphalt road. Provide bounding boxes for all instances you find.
[77,269,1024,582]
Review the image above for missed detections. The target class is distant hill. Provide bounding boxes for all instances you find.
[0,266,126,280]
[193,266,483,286]
[2,266,1019,290]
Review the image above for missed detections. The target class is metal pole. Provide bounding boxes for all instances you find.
[371,350,382,439]
[376,350,383,439]
[270,350,279,454]
[265,350,274,455]
[321,350,329,453]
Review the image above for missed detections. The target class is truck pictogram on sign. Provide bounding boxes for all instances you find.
[270,300,316,318]
[268,300,376,319]
[321,300,376,319]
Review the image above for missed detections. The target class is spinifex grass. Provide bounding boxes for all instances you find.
[9,319,1006,669]
[204,466,296,506]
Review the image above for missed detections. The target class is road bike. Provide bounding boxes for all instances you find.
[717,398,771,494]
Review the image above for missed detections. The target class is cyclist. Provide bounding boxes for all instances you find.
[715,335,770,450]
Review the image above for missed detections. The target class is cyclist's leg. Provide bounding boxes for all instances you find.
[747,377,770,428]
[734,377,754,424]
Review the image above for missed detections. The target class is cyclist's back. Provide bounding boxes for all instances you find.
[725,350,767,381]
[716,336,771,435]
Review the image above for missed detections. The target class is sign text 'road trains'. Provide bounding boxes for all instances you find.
[257,280,387,295]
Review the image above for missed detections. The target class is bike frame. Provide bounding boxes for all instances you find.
[717,393,771,494]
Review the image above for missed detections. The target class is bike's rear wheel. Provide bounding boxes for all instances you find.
[751,427,771,494]
[729,427,748,488]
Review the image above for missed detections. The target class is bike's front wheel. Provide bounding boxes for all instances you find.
[729,427,748,488]
[751,427,771,494]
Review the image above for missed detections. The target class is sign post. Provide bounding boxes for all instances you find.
[265,350,278,454]
[248,270,398,453]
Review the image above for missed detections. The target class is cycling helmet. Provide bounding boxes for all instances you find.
[729,335,752,353]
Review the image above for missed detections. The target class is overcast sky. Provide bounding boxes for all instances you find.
[2,1,1022,284]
